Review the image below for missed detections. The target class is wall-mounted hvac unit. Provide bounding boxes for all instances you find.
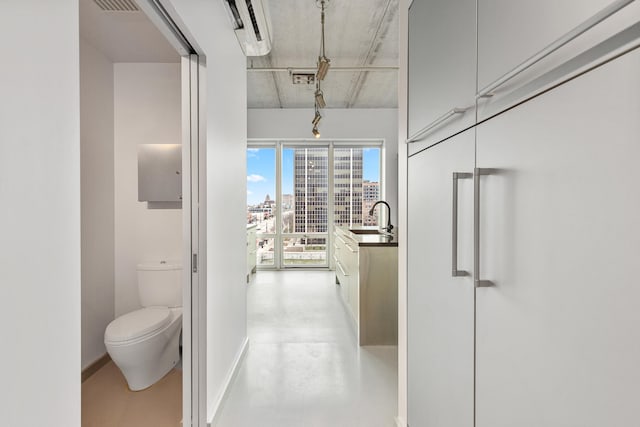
[222,0,273,56]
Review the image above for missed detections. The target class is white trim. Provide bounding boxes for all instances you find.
[207,338,250,426]
[395,415,407,427]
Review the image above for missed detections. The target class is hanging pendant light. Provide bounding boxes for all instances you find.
[312,0,330,138]
[312,110,322,127]
[316,0,330,81]
[315,87,326,109]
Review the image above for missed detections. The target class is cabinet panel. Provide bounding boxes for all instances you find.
[477,0,621,91]
[408,130,475,427]
[476,48,640,426]
[407,0,476,153]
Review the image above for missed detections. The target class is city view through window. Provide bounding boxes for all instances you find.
[247,144,381,267]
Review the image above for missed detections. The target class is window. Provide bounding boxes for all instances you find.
[247,141,383,269]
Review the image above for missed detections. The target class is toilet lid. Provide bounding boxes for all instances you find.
[105,307,171,343]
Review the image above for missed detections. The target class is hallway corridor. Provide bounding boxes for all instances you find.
[215,270,398,427]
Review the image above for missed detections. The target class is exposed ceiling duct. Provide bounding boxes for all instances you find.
[223,0,273,56]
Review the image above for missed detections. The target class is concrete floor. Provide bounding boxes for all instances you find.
[215,270,398,427]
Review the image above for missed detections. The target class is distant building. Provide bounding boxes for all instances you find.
[362,180,380,226]
[294,148,365,235]
[282,194,294,210]
[294,148,329,234]
[333,148,363,226]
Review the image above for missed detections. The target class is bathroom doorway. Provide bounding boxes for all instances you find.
[79,0,206,425]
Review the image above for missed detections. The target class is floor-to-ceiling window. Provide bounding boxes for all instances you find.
[246,146,277,267]
[247,140,383,269]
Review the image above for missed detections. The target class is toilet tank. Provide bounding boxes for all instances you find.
[137,262,182,308]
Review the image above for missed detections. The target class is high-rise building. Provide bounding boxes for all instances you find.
[293,148,365,234]
[333,148,363,226]
[294,148,368,233]
[362,180,380,226]
[294,148,328,233]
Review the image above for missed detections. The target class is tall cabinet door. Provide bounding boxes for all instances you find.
[408,130,475,427]
[475,48,640,426]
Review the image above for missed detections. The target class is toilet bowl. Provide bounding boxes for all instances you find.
[104,262,182,391]
[105,307,182,391]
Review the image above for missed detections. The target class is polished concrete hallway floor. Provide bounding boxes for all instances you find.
[215,270,398,427]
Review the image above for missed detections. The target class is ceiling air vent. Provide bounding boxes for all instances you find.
[93,0,139,11]
[292,73,316,85]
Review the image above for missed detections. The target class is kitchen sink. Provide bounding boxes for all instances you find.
[349,228,384,235]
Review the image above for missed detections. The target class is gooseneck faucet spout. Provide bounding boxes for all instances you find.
[369,200,394,233]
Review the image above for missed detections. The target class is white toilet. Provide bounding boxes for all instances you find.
[105,261,182,391]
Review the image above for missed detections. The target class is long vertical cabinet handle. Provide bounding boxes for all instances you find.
[474,168,495,287]
[452,172,473,277]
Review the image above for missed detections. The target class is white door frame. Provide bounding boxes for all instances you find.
[182,54,207,427]
[136,1,207,426]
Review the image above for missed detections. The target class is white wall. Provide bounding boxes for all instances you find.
[165,0,249,421]
[0,1,81,425]
[80,38,115,369]
[114,63,182,316]
[248,108,399,226]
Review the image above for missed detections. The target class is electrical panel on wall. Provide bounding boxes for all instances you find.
[138,144,182,209]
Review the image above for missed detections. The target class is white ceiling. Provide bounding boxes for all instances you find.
[247,0,399,109]
[79,0,397,107]
[79,0,180,63]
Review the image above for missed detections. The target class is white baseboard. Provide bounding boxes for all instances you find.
[395,415,406,427]
[207,337,249,426]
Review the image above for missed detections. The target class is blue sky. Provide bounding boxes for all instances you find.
[247,147,380,205]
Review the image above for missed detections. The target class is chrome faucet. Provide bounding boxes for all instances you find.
[369,200,394,233]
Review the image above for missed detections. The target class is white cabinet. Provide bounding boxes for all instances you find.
[476,0,640,121]
[406,2,640,424]
[477,0,623,90]
[407,0,476,153]
[408,129,475,427]
[334,227,398,345]
[334,229,359,321]
[474,47,640,427]
[246,224,257,282]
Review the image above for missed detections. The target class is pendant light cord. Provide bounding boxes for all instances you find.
[320,1,326,58]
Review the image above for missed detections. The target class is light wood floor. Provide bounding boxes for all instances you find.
[82,361,182,427]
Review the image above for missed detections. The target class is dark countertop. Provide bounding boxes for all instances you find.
[337,226,398,247]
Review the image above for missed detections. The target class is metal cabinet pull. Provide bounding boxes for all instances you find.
[452,172,472,277]
[336,234,357,253]
[335,259,349,276]
[474,168,494,287]
[406,107,469,144]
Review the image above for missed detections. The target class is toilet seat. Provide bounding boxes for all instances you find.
[105,307,171,344]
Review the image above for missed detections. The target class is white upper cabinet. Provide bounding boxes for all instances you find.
[478,0,621,90]
[477,0,640,119]
[407,0,476,154]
